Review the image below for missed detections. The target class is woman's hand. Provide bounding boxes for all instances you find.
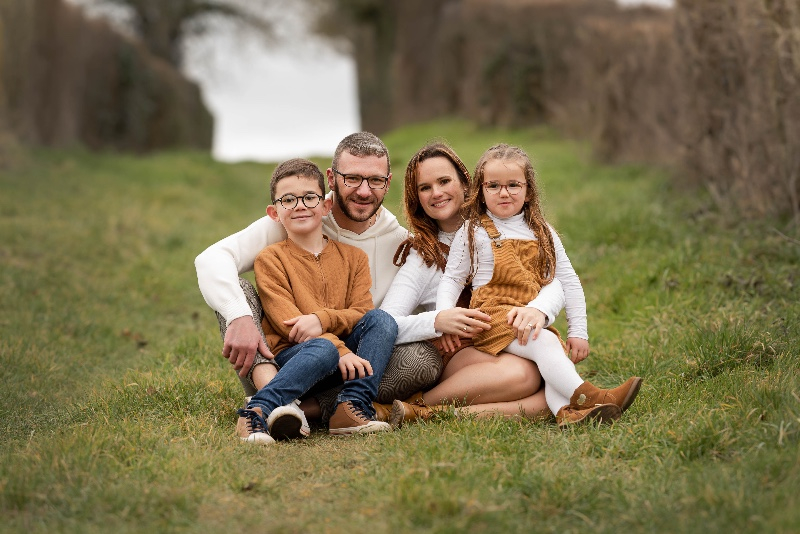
[566,338,590,364]
[507,306,546,346]
[434,307,492,337]
[283,314,323,343]
[338,352,374,381]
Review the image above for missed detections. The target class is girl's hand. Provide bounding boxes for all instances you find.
[566,338,590,364]
[439,332,463,354]
[507,306,546,346]
[283,314,323,343]
[338,352,373,381]
[434,307,492,337]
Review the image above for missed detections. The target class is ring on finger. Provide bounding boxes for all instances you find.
[526,323,533,328]
[463,326,468,332]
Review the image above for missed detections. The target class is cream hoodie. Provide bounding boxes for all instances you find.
[195,202,409,324]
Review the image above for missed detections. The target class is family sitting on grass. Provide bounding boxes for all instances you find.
[194,132,642,444]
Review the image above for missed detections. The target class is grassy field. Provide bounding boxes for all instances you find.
[1,119,799,533]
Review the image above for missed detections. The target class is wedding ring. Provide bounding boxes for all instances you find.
[526,323,533,328]
[463,326,468,332]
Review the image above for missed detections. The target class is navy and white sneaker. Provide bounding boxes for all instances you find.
[236,407,275,445]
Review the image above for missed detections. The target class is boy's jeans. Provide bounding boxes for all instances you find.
[248,309,397,419]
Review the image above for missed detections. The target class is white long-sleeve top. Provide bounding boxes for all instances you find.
[381,230,567,344]
[436,212,588,340]
[194,198,409,324]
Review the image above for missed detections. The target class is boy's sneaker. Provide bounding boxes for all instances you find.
[266,399,311,440]
[236,407,275,445]
[329,401,391,436]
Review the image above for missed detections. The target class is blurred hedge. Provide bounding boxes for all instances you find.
[0,0,212,153]
[328,0,799,220]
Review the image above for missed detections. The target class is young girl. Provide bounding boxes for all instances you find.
[380,142,565,425]
[435,144,642,427]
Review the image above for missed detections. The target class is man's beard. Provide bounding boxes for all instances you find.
[332,181,381,223]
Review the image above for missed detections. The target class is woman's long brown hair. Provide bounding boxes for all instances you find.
[462,143,557,284]
[393,142,471,271]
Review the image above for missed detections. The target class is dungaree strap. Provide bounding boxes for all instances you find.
[480,215,503,246]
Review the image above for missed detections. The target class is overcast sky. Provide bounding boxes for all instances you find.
[184,23,359,163]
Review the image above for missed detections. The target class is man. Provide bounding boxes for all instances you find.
[195,132,442,421]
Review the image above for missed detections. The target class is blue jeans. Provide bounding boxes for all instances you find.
[248,309,397,418]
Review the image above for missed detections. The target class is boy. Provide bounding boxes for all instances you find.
[237,158,397,444]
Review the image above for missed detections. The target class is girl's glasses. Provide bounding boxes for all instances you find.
[273,193,324,209]
[483,181,526,195]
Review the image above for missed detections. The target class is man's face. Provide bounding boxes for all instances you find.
[328,151,391,223]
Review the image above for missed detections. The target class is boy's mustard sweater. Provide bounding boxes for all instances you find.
[254,237,374,358]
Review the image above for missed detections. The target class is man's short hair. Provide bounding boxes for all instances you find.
[270,158,325,201]
[332,132,390,175]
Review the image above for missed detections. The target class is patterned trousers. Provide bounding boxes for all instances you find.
[216,278,443,422]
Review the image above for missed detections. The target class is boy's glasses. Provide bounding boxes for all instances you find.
[332,168,389,190]
[483,181,526,195]
[273,193,324,210]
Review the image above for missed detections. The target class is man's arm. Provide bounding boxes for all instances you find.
[194,216,287,376]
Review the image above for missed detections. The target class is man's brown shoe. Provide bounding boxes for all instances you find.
[556,404,621,429]
[570,377,643,413]
[329,401,391,436]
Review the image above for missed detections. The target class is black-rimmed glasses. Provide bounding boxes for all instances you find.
[273,192,324,209]
[332,167,389,190]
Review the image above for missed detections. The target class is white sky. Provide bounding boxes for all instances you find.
[184,33,360,163]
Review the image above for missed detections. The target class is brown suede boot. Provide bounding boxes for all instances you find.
[569,377,643,413]
[389,398,435,428]
[556,403,621,429]
[372,402,392,422]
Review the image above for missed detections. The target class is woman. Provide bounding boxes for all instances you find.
[379,143,566,425]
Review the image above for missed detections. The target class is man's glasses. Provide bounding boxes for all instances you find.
[273,193,324,210]
[483,181,526,195]
[332,167,389,190]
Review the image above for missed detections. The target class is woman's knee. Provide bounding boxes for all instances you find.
[496,353,542,394]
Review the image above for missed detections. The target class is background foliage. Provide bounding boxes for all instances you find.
[0,0,211,153]
[317,0,800,220]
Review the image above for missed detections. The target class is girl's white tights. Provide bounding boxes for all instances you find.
[505,329,584,414]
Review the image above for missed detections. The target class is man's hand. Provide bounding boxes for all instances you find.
[338,352,373,381]
[283,314,323,343]
[223,316,274,378]
[566,337,590,364]
[507,306,546,346]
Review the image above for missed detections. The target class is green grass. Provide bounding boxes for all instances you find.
[1,119,799,533]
